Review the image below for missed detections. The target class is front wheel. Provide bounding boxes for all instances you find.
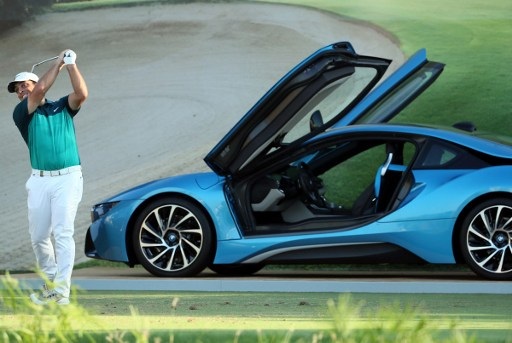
[132,197,213,277]
[460,198,512,280]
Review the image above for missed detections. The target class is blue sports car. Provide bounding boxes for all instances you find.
[85,42,512,280]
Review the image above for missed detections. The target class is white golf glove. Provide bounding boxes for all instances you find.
[63,50,77,65]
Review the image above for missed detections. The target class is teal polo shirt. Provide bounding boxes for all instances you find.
[13,96,81,170]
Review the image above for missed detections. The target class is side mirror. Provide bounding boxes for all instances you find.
[309,110,324,132]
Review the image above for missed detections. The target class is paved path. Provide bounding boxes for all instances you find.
[5,268,512,294]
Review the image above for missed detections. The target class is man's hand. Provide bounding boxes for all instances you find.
[63,50,77,65]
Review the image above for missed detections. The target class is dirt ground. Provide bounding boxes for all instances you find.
[0,3,404,270]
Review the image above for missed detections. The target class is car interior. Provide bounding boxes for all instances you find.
[243,138,417,234]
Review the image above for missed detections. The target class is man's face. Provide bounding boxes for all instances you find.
[14,81,36,101]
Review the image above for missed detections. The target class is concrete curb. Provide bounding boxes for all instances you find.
[4,268,511,294]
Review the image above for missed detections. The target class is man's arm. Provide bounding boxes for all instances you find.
[66,63,88,111]
[26,51,65,114]
[26,49,88,113]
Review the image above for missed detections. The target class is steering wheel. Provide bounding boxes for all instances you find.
[297,162,326,208]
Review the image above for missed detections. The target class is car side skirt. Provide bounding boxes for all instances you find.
[254,242,426,265]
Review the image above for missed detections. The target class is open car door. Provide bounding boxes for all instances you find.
[204,42,444,178]
[204,42,391,176]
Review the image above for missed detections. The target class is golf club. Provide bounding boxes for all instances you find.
[31,56,58,73]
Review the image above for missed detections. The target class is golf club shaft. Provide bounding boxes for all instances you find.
[31,56,59,73]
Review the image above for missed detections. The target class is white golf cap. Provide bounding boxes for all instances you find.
[7,71,39,93]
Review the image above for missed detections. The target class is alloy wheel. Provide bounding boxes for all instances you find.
[133,198,212,277]
[462,200,512,279]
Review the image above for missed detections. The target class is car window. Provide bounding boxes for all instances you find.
[205,47,393,176]
[321,144,383,208]
[282,67,378,144]
[352,62,443,125]
[319,140,416,213]
[416,140,489,169]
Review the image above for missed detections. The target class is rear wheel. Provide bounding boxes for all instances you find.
[133,197,213,277]
[460,198,512,280]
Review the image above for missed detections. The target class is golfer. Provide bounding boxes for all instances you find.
[8,49,88,305]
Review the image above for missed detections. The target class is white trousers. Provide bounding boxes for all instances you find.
[26,168,83,298]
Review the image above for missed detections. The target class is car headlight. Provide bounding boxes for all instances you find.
[91,201,120,222]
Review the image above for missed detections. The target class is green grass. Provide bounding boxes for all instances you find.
[2,268,510,341]
[258,0,512,135]
[49,0,512,137]
[2,276,512,342]
[5,1,511,341]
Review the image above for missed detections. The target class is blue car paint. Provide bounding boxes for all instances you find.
[89,172,244,261]
[214,163,512,266]
[87,45,433,266]
[89,123,512,266]
[88,199,142,261]
[214,169,512,266]
[214,216,456,265]
[404,166,512,219]
[86,42,512,278]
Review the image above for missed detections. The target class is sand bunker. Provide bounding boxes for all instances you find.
[0,3,403,270]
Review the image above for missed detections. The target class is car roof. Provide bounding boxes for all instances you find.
[318,123,512,159]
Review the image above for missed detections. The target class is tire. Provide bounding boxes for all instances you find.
[132,197,213,277]
[208,263,264,276]
[459,198,512,280]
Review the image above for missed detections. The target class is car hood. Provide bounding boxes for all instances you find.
[101,172,221,203]
[204,41,444,177]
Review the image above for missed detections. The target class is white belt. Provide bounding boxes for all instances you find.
[32,165,82,177]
